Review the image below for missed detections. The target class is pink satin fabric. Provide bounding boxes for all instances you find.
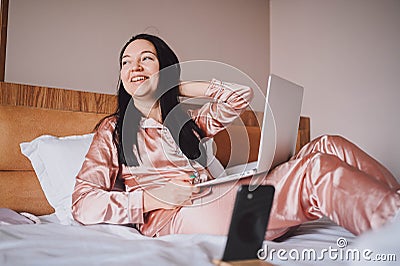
[72,79,253,233]
[72,78,400,239]
[158,135,400,239]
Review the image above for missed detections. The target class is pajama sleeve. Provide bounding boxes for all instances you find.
[72,117,144,225]
[191,79,254,137]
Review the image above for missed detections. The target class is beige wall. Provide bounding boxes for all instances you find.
[271,0,400,177]
[5,0,269,110]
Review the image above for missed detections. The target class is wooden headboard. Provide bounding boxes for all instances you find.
[0,82,310,215]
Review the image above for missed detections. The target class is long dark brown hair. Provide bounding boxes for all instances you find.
[112,34,206,167]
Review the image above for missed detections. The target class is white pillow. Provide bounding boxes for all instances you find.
[20,134,94,225]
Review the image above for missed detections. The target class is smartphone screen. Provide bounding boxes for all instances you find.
[221,185,275,261]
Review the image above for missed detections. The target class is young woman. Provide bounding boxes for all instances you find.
[72,34,400,239]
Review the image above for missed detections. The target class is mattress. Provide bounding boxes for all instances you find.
[4,212,396,266]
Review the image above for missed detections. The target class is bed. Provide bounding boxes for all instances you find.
[0,82,397,265]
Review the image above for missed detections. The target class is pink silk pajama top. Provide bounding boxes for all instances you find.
[72,79,253,235]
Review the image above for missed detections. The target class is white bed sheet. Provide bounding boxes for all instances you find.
[0,214,397,266]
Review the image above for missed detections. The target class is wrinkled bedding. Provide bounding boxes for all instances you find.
[1,211,399,265]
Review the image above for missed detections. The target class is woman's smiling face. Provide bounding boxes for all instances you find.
[120,39,160,98]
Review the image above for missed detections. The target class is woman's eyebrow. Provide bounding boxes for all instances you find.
[140,50,156,56]
[122,50,156,59]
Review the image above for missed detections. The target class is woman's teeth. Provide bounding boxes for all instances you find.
[131,76,148,82]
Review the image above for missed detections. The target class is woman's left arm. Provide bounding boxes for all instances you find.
[179,80,210,97]
[183,79,254,137]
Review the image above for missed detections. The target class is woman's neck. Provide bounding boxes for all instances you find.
[134,99,162,123]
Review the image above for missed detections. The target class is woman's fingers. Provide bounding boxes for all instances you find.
[172,180,200,193]
[144,180,199,210]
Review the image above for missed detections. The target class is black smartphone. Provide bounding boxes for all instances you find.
[221,185,275,261]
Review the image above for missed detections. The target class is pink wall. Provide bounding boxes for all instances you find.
[5,0,269,111]
[270,0,400,177]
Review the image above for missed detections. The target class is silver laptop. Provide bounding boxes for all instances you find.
[196,74,304,187]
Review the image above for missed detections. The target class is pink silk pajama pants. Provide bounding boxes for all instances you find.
[158,135,400,240]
